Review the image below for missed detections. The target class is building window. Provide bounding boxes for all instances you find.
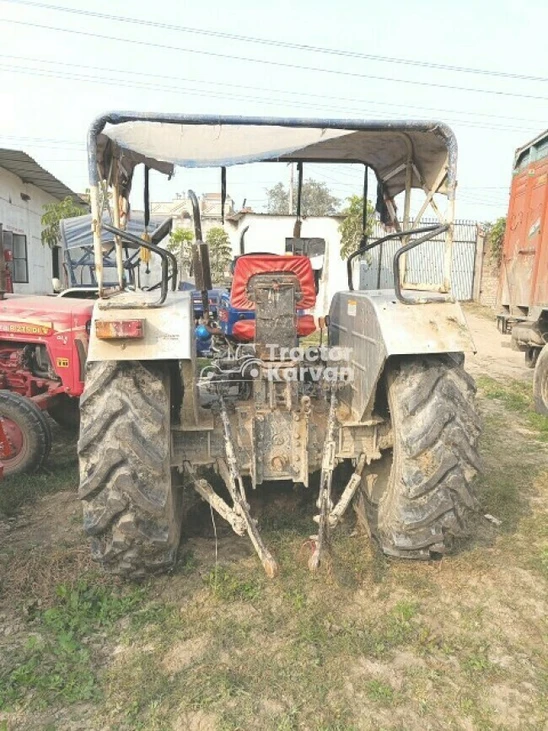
[2,230,29,284]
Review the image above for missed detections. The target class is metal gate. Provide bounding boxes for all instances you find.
[359,219,478,300]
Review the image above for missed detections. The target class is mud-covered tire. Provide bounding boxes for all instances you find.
[360,354,481,559]
[525,347,540,370]
[78,361,183,578]
[533,345,548,415]
[48,394,80,430]
[0,391,52,475]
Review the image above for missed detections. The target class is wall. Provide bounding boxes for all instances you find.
[225,214,348,317]
[0,166,59,294]
[478,252,500,309]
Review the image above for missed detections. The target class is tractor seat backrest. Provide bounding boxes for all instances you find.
[230,255,316,311]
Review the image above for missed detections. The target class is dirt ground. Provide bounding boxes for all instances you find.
[0,305,547,731]
[462,303,532,383]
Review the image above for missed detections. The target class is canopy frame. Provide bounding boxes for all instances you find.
[86,113,458,299]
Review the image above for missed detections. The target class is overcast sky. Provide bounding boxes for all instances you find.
[1,0,547,222]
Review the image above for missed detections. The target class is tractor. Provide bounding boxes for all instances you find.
[0,291,92,474]
[78,113,481,577]
[0,214,176,476]
[0,223,93,474]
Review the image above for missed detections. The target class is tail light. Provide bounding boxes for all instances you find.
[95,319,144,340]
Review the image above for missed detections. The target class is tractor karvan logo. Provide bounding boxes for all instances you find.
[0,322,53,336]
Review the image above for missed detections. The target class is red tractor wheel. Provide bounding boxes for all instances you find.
[0,391,52,475]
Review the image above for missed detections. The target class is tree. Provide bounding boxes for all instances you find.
[167,227,194,278]
[339,195,376,260]
[265,178,340,216]
[205,227,232,283]
[483,217,506,267]
[41,196,88,248]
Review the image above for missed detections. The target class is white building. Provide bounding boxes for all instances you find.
[151,192,235,236]
[225,212,349,317]
[0,149,83,294]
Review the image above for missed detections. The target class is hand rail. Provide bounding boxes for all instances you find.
[101,223,178,307]
[393,224,449,304]
[346,224,442,291]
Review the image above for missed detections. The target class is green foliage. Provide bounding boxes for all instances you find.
[338,195,376,260]
[365,680,396,705]
[477,375,548,441]
[41,196,88,249]
[0,581,145,709]
[167,227,194,276]
[205,226,233,283]
[206,566,263,602]
[0,430,77,516]
[484,217,506,267]
[266,178,340,216]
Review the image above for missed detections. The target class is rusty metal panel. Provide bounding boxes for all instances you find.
[359,219,477,300]
[499,131,548,314]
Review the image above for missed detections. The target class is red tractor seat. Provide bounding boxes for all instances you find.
[232,314,316,342]
[230,255,316,310]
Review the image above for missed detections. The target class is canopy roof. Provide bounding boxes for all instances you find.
[89,114,457,201]
[60,212,167,250]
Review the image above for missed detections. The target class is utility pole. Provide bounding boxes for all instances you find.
[288,163,294,215]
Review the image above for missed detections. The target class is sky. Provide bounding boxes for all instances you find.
[1,0,547,223]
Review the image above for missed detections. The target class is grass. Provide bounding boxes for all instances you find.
[0,374,548,729]
[0,428,78,517]
[0,580,145,710]
[477,375,548,440]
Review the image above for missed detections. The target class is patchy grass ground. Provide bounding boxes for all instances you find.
[1,372,547,731]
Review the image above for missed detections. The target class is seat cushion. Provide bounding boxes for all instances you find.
[230,255,316,310]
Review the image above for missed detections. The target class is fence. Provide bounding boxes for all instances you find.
[359,219,479,300]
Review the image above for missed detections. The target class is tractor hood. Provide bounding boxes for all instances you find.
[88,113,457,202]
[0,294,94,319]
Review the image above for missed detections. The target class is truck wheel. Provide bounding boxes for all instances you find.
[525,347,540,369]
[533,345,548,415]
[361,354,481,559]
[78,361,183,578]
[0,391,52,475]
[48,394,80,430]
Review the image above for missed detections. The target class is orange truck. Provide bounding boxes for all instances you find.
[497,128,548,413]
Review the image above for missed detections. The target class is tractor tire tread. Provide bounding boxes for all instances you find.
[370,355,481,559]
[78,361,182,578]
[0,390,52,474]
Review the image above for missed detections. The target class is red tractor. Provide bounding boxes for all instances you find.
[0,294,92,474]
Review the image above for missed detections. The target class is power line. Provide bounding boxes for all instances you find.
[3,0,548,85]
[3,17,548,102]
[1,52,545,128]
[0,133,85,148]
[0,62,543,137]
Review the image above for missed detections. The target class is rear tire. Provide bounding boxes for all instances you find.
[533,345,548,415]
[360,354,481,559]
[78,361,183,578]
[0,391,52,475]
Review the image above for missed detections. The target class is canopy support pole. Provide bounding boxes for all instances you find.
[112,159,124,289]
[90,183,103,292]
[221,166,227,224]
[294,161,303,237]
[361,165,369,244]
